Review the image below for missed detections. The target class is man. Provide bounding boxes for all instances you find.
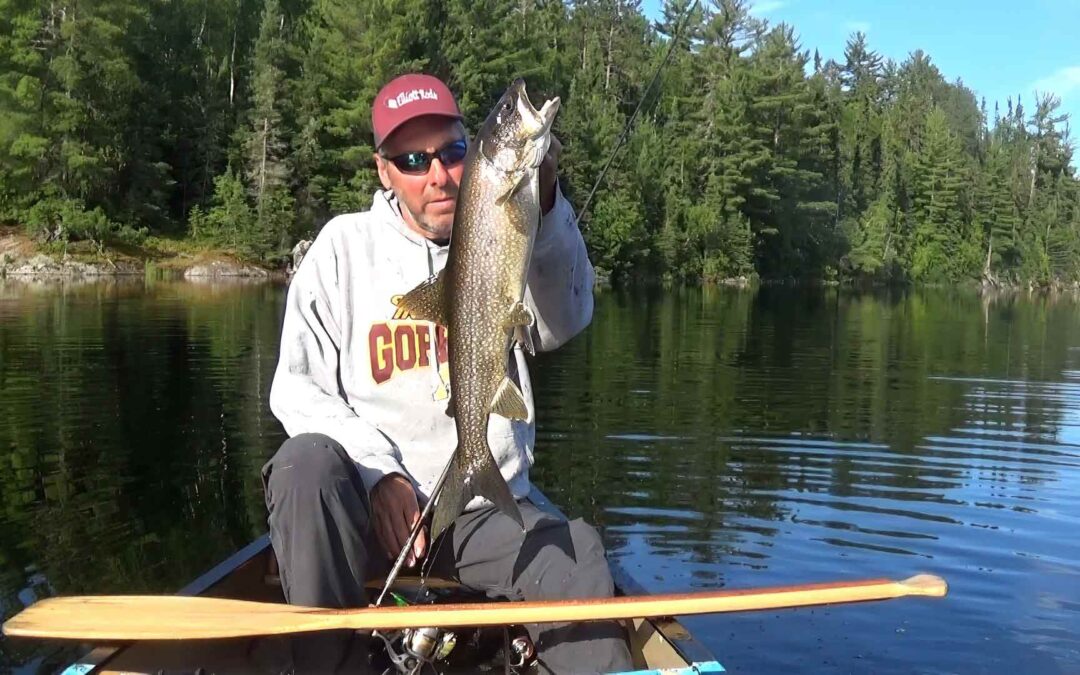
[263,73,632,674]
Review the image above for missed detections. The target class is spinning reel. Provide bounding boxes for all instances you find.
[369,590,537,675]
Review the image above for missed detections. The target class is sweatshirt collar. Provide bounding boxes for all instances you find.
[372,189,449,254]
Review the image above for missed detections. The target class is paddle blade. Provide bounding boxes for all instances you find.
[2,596,336,641]
[899,574,948,597]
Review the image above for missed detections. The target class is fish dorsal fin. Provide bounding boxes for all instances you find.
[490,377,528,420]
[399,272,448,326]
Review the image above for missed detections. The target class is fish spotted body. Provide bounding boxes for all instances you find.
[399,79,560,541]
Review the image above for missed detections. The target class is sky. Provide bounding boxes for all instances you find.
[641,0,1080,150]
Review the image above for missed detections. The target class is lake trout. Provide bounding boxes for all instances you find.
[398,79,560,542]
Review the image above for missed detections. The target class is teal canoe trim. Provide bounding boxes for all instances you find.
[612,661,726,674]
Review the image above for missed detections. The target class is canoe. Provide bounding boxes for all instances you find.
[60,488,725,675]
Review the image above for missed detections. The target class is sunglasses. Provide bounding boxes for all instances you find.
[381,139,468,175]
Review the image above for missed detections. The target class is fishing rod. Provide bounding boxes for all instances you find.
[577,0,701,222]
[368,461,454,675]
[373,460,452,608]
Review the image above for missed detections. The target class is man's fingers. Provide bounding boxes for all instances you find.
[370,474,424,566]
[391,502,413,560]
[548,135,562,162]
[375,516,395,560]
[411,512,427,561]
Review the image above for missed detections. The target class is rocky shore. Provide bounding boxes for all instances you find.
[0,228,276,280]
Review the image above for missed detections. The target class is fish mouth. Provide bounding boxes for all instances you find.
[513,79,560,140]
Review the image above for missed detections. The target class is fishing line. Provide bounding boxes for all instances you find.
[577,0,701,223]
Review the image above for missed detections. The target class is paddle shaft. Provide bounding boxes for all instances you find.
[3,574,947,642]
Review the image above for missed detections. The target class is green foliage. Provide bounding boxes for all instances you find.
[188,169,258,255]
[0,0,1077,281]
[844,196,892,278]
[586,182,649,278]
[24,196,146,249]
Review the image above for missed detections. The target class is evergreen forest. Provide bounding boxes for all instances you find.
[1,0,1077,285]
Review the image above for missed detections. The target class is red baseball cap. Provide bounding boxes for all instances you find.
[371,74,463,149]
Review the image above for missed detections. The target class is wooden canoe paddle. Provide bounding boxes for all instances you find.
[3,574,946,641]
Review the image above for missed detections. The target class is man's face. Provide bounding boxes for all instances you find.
[375,116,467,243]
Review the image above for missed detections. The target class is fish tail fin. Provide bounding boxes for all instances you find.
[430,443,524,542]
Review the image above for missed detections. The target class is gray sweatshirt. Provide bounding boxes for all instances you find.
[269,187,594,510]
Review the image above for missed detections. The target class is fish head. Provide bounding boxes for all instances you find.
[478,79,560,176]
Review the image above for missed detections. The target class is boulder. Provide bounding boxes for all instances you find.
[183,259,270,280]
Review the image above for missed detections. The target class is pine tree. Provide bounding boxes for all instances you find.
[745,24,836,277]
[652,0,707,280]
[973,136,1022,281]
[244,0,293,259]
[910,107,977,281]
[437,0,542,124]
[289,0,431,223]
[838,32,884,220]
[679,0,763,280]
[0,0,49,219]
[1023,94,1075,283]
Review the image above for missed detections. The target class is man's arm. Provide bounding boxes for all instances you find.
[271,229,428,562]
[271,233,427,562]
[269,231,408,492]
[525,136,596,352]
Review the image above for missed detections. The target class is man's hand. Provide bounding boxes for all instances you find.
[539,135,562,216]
[370,474,426,566]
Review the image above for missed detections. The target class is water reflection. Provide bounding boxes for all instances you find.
[0,278,287,671]
[531,287,1080,673]
[0,281,1077,673]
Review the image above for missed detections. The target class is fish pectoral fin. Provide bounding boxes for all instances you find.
[490,377,529,420]
[503,301,535,329]
[398,272,448,325]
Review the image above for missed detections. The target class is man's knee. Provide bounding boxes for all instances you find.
[525,517,614,599]
[566,518,615,596]
[568,519,606,561]
[264,433,356,496]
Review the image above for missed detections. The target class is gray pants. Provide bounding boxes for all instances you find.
[262,433,633,674]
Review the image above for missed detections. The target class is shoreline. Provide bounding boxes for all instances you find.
[0,227,283,281]
[3,229,1078,293]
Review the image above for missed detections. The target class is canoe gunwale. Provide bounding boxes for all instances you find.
[60,537,276,675]
[177,534,273,597]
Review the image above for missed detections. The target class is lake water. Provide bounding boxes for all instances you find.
[1,279,1078,674]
